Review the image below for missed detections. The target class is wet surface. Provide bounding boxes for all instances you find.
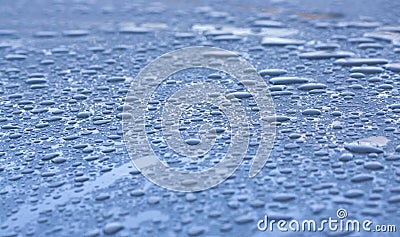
[1,0,400,236]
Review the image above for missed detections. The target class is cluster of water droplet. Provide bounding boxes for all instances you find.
[1,0,400,236]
